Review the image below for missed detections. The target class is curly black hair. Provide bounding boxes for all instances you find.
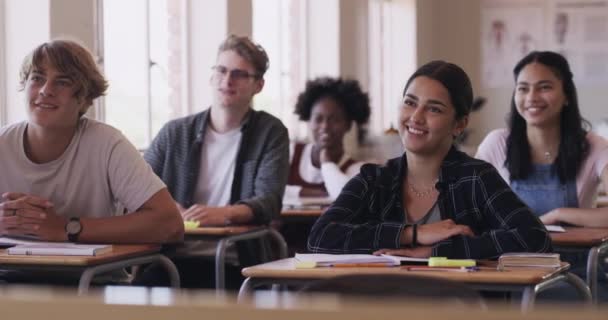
[294,77,371,127]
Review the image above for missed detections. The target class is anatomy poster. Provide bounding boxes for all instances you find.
[481,0,544,88]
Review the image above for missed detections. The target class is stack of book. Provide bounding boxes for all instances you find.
[497,253,561,270]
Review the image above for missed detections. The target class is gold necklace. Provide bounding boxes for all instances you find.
[544,151,553,162]
[407,181,436,198]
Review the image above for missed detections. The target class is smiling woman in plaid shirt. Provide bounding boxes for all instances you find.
[307,61,551,259]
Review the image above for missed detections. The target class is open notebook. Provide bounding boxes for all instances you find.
[294,253,428,268]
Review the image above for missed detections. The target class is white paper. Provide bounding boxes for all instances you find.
[545,224,566,233]
[6,243,112,256]
[294,253,399,266]
[0,237,43,246]
[283,185,333,207]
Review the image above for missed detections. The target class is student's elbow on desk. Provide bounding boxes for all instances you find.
[141,189,185,243]
[162,206,185,243]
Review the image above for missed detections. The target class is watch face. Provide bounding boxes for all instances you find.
[66,220,82,234]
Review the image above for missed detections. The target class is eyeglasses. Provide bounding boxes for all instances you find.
[211,65,259,82]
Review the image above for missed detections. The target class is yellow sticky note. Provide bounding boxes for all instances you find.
[184,220,200,229]
[295,261,317,269]
[428,257,476,267]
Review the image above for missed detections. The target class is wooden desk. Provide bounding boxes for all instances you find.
[185,225,263,237]
[281,208,324,218]
[0,244,179,294]
[239,258,591,312]
[550,227,608,303]
[184,226,287,290]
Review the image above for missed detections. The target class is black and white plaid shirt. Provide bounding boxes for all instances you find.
[308,147,552,259]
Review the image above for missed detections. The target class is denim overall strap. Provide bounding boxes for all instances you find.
[511,164,578,217]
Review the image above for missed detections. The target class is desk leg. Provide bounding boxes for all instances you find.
[214,228,288,291]
[266,228,288,259]
[586,242,608,304]
[524,273,591,311]
[237,277,254,302]
[564,272,592,303]
[156,254,181,288]
[215,238,229,290]
[520,285,536,312]
[521,273,573,312]
[78,254,180,295]
[587,246,599,304]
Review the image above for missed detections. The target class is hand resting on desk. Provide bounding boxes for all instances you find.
[374,220,475,258]
[401,219,474,246]
[180,203,254,226]
[0,192,68,241]
[374,246,433,258]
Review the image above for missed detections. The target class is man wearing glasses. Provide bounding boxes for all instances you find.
[142,35,289,288]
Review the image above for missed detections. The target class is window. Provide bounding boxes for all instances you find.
[368,0,417,134]
[252,0,308,140]
[99,0,187,148]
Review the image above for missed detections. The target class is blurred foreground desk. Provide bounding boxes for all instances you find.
[1,285,607,320]
[551,227,608,303]
[0,244,179,294]
[239,258,590,312]
[597,195,608,208]
[185,226,287,290]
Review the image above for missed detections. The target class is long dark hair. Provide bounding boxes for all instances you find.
[505,51,590,183]
[403,60,473,120]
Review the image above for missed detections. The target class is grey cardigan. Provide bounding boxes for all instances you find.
[144,108,289,224]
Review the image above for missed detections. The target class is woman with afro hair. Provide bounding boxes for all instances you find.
[289,77,371,199]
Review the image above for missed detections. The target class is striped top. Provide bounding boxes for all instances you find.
[307,147,552,259]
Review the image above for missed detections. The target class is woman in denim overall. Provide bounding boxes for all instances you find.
[477,51,608,302]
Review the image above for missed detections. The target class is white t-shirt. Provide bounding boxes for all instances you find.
[193,125,243,206]
[288,143,363,199]
[0,118,166,218]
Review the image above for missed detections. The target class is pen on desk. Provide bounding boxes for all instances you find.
[328,263,397,268]
[406,266,479,272]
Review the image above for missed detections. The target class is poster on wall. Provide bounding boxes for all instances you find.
[547,0,608,84]
[481,0,544,88]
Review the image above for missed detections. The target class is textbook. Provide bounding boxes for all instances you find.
[294,253,428,268]
[497,252,561,269]
[7,243,113,256]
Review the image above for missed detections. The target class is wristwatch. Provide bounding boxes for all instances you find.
[65,217,83,242]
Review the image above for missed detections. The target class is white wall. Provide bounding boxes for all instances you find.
[416,0,608,149]
[50,0,96,49]
[307,0,340,77]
